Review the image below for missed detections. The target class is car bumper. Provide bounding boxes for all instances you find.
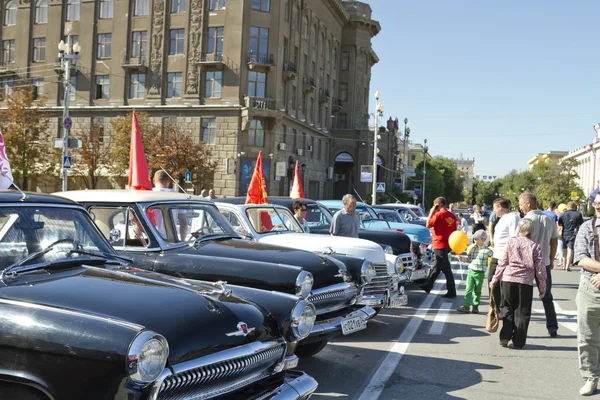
[355,293,387,307]
[240,371,318,400]
[304,305,376,343]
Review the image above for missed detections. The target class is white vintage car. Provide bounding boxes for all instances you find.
[216,202,411,309]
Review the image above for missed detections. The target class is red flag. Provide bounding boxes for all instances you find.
[128,110,152,190]
[245,151,268,204]
[290,160,304,199]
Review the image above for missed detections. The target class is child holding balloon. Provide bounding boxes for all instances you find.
[457,230,493,314]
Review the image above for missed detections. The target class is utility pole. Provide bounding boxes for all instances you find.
[423,138,428,208]
[372,91,383,205]
[401,118,410,192]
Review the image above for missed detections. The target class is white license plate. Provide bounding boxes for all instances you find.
[411,269,429,281]
[389,294,408,308]
[341,316,367,335]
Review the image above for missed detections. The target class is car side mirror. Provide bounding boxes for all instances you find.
[109,229,121,242]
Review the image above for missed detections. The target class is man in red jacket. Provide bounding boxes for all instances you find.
[421,196,458,297]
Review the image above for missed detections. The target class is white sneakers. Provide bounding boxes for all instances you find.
[580,379,598,396]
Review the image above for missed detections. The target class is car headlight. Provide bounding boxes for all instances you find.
[394,256,404,274]
[295,271,313,298]
[361,260,377,283]
[127,331,169,386]
[383,245,394,254]
[290,300,317,341]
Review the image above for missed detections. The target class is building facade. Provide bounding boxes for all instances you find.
[562,141,600,199]
[527,151,568,169]
[454,156,474,194]
[0,0,386,199]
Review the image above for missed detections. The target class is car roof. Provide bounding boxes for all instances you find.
[54,189,214,204]
[216,202,290,211]
[0,190,77,205]
[320,200,370,208]
[218,197,319,206]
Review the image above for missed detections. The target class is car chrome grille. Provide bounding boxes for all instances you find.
[362,263,392,295]
[154,341,286,400]
[307,283,359,315]
[398,253,416,270]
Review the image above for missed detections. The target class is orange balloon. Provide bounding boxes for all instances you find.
[449,231,469,254]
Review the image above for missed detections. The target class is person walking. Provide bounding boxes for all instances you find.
[200,189,209,199]
[472,205,486,233]
[421,197,458,298]
[458,212,469,234]
[457,229,493,314]
[293,200,310,233]
[559,201,584,271]
[573,194,600,396]
[490,218,546,349]
[489,197,521,311]
[330,194,360,238]
[519,192,559,337]
[544,201,563,268]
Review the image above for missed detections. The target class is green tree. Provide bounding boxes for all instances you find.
[413,155,465,207]
[472,179,502,206]
[71,122,112,189]
[531,159,583,207]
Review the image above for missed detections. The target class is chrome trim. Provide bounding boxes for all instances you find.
[308,306,376,338]
[355,294,387,307]
[295,271,313,298]
[290,300,317,341]
[307,282,359,315]
[127,331,169,385]
[148,340,287,400]
[0,297,143,331]
[256,370,318,400]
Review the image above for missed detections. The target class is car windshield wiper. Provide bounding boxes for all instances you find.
[67,249,131,265]
[1,257,108,280]
[193,234,239,244]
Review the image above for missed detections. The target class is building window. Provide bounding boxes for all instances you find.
[209,0,225,10]
[207,27,224,55]
[309,136,314,158]
[2,40,14,65]
[95,75,109,99]
[129,73,145,99]
[311,26,316,49]
[249,26,269,57]
[166,72,182,98]
[327,40,331,63]
[4,1,15,26]
[294,7,299,31]
[320,33,324,56]
[301,92,306,116]
[302,16,308,40]
[97,34,112,59]
[132,31,148,58]
[308,97,313,122]
[171,0,186,13]
[318,139,321,160]
[341,52,350,71]
[99,0,113,18]
[201,118,216,144]
[251,0,269,12]
[338,113,347,129]
[205,70,222,98]
[247,71,265,98]
[134,0,148,15]
[169,29,185,55]
[35,0,47,23]
[281,123,287,144]
[340,83,348,102]
[32,77,44,99]
[69,75,76,101]
[284,0,289,21]
[333,46,337,69]
[248,119,264,147]
[291,85,296,110]
[33,38,46,62]
[92,117,104,142]
[67,0,80,21]
[0,77,13,99]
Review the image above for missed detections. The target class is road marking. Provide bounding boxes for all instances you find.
[534,301,577,333]
[357,262,463,400]
[428,302,452,335]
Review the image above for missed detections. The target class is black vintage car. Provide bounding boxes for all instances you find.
[57,190,377,358]
[0,191,318,399]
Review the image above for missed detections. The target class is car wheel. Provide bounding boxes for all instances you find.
[0,382,48,400]
[295,340,329,357]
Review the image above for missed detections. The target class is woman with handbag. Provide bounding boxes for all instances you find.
[489,218,547,349]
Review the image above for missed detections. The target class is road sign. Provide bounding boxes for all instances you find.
[63,156,72,169]
[184,170,192,183]
[376,182,385,193]
[275,162,287,177]
[414,184,421,195]
[63,116,73,130]
[406,165,416,177]
[413,194,418,200]
[571,191,579,201]
[360,165,373,182]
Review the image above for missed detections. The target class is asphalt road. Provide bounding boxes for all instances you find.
[299,256,583,400]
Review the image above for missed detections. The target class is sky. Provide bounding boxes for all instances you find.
[366,0,600,177]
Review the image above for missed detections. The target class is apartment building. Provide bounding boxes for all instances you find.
[0,0,385,198]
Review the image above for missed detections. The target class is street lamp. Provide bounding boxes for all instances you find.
[401,118,410,192]
[58,30,81,192]
[372,91,383,205]
[423,138,428,208]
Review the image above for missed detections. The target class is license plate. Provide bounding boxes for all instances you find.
[389,294,408,307]
[341,316,367,335]
[411,269,429,281]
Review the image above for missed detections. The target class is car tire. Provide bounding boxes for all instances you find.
[295,340,329,357]
[0,382,48,400]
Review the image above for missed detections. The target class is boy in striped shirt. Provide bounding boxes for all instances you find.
[457,229,493,314]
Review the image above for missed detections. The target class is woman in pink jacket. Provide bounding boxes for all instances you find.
[490,218,547,349]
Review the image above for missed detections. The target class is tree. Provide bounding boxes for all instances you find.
[472,179,502,207]
[413,155,465,207]
[70,122,112,189]
[0,87,53,190]
[531,159,583,207]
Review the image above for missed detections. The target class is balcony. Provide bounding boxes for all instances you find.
[247,52,274,70]
[303,76,316,92]
[121,55,148,72]
[0,62,15,75]
[197,53,225,70]
[319,88,330,104]
[282,61,297,81]
[245,96,278,110]
[332,97,343,111]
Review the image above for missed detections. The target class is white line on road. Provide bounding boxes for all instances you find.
[428,302,452,335]
[535,301,578,333]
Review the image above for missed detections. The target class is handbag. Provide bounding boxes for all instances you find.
[486,294,499,333]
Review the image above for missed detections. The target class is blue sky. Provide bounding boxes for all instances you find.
[367,1,600,177]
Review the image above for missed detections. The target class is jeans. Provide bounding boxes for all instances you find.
[556,238,564,264]
[423,248,455,295]
[577,276,600,380]
[534,265,558,333]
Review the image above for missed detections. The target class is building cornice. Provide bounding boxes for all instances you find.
[369,48,379,64]
[324,0,350,25]
[0,104,244,113]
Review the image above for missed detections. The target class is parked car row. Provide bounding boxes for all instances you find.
[0,190,434,399]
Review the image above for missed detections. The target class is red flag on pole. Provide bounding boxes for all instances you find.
[128,110,152,190]
[290,160,304,199]
[245,151,268,204]
[0,129,13,190]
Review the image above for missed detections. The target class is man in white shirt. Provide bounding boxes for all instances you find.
[489,197,520,310]
[458,213,469,234]
[293,200,310,233]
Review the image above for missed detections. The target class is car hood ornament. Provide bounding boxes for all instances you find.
[226,321,256,337]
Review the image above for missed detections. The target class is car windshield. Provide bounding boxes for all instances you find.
[362,219,391,230]
[378,211,403,223]
[399,207,420,222]
[245,207,304,234]
[409,207,426,217]
[305,204,332,227]
[0,206,116,269]
[356,206,378,220]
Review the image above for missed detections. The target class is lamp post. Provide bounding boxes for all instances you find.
[423,138,428,208]
[372,91,383,205]
[58,30,81,192]
[401,118,410,191]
